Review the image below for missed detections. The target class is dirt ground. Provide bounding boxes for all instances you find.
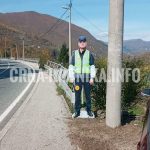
[67,117,142,150]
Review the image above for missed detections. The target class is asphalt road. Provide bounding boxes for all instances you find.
[0,59,34,116]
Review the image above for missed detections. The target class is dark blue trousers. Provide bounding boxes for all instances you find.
[74,78,91,113]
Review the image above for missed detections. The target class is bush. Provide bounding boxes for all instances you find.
[121,58,144,109]
[91,57,148,112]
[56,83,74,113]
[39,49,50,69]
[91,58,107,111]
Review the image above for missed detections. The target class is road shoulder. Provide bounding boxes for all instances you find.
[0,71,75,150]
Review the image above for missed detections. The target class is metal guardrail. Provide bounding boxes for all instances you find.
[0,58,39,63]
[19,58,39,63]
[45,60,75,104]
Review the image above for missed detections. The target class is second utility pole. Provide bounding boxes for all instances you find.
[69,0,72,62]
[4,36,7,58]
[22,38,25,60]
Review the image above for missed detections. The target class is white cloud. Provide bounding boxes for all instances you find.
[124,32,150,41]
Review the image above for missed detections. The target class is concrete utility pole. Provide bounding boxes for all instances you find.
[62,0,72,62]
[4,36,7,58]
[15,44,18,60]
[10,48,12,58]
[69,0,72,62]
[22,38,25,60]
[106,0,124,128]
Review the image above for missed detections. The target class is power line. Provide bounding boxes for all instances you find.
[38,9,69,38]
[0,9,69,51]
[27,9,69,45]
[72,6,131,40]
[44,15,69,37]
[72,6,108,37]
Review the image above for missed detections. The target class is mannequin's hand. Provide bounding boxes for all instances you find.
[89,78,94,85]
[69,79,74,83]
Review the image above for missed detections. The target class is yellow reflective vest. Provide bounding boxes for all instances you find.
[74,50,90,74]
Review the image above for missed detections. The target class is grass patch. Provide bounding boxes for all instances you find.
[128,104,145,116]
[56,83,74,113]
[56,84,64,95]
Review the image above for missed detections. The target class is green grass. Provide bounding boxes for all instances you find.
[56,84,64,95]
[56,83,74,113]
[128,104,145,116]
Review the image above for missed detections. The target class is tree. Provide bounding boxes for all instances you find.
[51,49,58,60]
[58,43,69,67]
[0,48,4,57]
[39,49,50,69]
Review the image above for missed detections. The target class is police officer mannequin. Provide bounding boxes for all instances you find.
[69,35,96,118]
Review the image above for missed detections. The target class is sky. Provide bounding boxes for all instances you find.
[0,0,150,41]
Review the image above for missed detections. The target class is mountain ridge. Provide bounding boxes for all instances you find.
[0,11,108,57]
[124,39,150,54]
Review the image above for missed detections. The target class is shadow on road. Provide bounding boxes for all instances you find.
[0,60,39,80]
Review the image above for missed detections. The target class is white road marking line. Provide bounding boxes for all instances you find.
[0,61,10,75]
[0,62,36,123]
